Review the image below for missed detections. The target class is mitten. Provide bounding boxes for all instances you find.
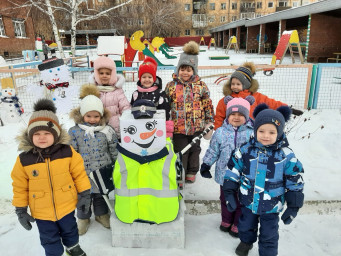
[77,189,91,214]
[203,122,214,140]
[291,107,303,116]
[200,163,212,179]
[15,207,35,230]
[281,207,299,225]
[166,120,174,138]
[222,179,239,212]
[281,190,304,225]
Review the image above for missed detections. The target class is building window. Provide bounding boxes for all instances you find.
[278,1,288,7]
[231,16,237,21]
[127,19,133,26]
[185,4,190,11]
[195,29,204,36]
[209,3,215,10]
[231,3,237,9]
[302,0,309,5]
[268,2,273,8]
[0,16,6,36]
[256,2,262,8]
[185,16,191,21]
[208,16,215,23]
[221,3,226,10]
[220,16,226,22]
[185,29,190,36]
[242,2,254,8]
[293,1,299,7]
[12,19,26,38]
[256,13,262,17]
[138,19,144,26]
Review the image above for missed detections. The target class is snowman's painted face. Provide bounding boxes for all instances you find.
[2,88,16,97]
[40,64,69,86]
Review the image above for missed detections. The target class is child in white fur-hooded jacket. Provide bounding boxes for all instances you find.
[89,56,131,138]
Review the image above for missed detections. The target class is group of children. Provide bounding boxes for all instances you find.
[11,41,304,256]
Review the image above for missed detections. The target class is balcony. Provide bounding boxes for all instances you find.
[240,7,255,13]
[192,14,208,28]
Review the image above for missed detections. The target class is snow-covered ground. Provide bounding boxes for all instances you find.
[0,46,340,256]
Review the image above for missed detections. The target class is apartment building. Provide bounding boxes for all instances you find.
[0,0,35,58]
[177,0,321,36]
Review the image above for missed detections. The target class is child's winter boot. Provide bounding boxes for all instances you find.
[185,174,196,183]
[219,221,231,232]
[235,241,253,256]
[95,214,110,229]
[229,224,239,238]
[65,243,86,256]
[77,219,90,235]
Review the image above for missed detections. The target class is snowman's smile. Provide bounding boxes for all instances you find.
[132,137,156,148]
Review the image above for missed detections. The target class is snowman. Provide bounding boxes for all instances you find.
[26,58,77,114]
[0,87,24,124]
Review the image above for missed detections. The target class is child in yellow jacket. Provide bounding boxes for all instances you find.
[11,99,91,256]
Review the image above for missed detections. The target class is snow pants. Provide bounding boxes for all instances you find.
[219,185,241,226]
[173,132,201,176]
[77,193,108,219]
[36,211,78,256]
[238,207,279,256]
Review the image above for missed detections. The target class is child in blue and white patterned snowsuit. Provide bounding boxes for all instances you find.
[223,103,304,256]
[200,96,255,237]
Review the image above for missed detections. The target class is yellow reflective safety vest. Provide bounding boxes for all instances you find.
[113,140,179,224]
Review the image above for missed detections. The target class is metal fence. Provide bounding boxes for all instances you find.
[0,61,339,114]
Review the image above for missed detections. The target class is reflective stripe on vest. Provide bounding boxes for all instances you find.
[114,141,179,224]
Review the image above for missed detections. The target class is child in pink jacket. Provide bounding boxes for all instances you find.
[89,56,131,138]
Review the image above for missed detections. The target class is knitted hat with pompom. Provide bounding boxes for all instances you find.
[79,84,104,117]
[139,57,157,82]
[176,41,199,76]
[253,103,292,139]
[224,95,255,121]
[27,99,61,143]
[230,62,256,90]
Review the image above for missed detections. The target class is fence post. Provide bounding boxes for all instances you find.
[307,64,317,109]
[312,64,322,109]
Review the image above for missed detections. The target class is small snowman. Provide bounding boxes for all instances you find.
[0,88,24,124]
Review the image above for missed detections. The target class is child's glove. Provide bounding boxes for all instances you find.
[281,207,299,225]
[222,179,239,212]
[200,163,212,179]
[203,122,214,140]
[166,120,174,138]
[15,207,35,230]
[281,190,304,225]
[291,107,304,116]
[77,189,91,214]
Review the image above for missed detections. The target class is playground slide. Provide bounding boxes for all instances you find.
[163,43,174,52]
[124,43,137,67]
[142,48,173,66]
[160,45,177,59]
[273,33,291,60]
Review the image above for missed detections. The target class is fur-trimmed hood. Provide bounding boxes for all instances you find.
[16,127,70,152]
[88,73,125,89]
[222,78,259,96]
[69,106,111,126]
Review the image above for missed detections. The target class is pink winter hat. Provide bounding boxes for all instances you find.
[224,96,255,121]
[94,56,117,85]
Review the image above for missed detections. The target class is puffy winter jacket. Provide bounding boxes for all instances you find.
[165,74,214,135]
[68,106,118,193]
[224,135,304,215]
[203,118,254,185]
[11,129,91,221]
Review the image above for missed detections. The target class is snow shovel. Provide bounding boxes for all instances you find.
[89,163,115,213]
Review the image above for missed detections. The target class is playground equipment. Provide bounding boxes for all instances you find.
[129,30,173,66]
[208,38,216,50]
[271,30,304,65]
[225,36,240,54]
[151,37,177,59]
[199,36,205,46]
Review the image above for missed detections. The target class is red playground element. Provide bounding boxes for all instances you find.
[124,43,138,67]
[273,33,291,60]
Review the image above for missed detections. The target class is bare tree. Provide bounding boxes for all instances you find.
[7,0,134,57]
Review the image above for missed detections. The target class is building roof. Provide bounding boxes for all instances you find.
[210,0,341,32]
[64,29,116,35]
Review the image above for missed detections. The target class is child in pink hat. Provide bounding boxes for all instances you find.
[89,56,130,138]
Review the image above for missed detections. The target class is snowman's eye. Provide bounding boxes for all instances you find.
[124,125,137,135]
[145,121,155,131]
[49,69,52,73]
[57,68,60,71]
